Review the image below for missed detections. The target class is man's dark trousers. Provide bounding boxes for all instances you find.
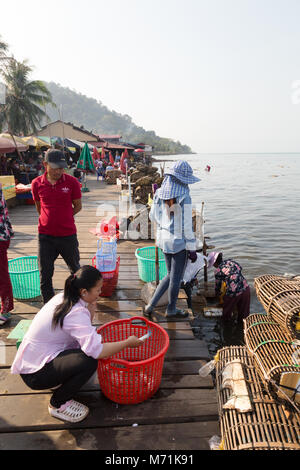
[38,234,80,304]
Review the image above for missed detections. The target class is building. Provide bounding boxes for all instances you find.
[98,135,122,144]
[37,121,100,142]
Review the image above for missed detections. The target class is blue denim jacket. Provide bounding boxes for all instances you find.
[149,193,196,254]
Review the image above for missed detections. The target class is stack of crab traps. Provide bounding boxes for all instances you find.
[213,274,300,450]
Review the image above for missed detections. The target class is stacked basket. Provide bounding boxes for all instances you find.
[213,273,300,451]
[215,346,300,450]
[254,275,300,338]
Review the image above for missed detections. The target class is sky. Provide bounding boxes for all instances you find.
[1,0,300,153]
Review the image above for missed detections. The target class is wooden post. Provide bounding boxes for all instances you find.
[155,245,159,287]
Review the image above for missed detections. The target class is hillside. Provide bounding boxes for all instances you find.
[43,82,193,154]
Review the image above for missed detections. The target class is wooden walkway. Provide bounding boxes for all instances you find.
[0,177,219,450]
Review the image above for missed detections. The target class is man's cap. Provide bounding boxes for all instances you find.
[44,149,68,169]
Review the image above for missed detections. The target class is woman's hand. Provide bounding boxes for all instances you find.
[126,335,144,348]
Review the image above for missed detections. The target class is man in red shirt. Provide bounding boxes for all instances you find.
[31,149,82,304]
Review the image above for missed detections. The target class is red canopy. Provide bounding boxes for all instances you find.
[92,147,99,161]
[109,152,115,166]
[134,148,145,153]
[120,150,129,174]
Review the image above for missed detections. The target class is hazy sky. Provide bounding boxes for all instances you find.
[2,0,300,153]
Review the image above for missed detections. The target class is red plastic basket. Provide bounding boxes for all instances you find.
[97,317,170,404]
[92,256,120,297]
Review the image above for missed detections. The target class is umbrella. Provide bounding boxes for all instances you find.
[92,147,100,162]
[0,133,28,152]
[77,143,95,193]
[109,152,115,166]
[0,136,15,154]
[120,149,129,174]
[77,143,95,171]
[22,136,51,149]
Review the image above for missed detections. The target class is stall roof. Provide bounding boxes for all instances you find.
[87,141,135,151]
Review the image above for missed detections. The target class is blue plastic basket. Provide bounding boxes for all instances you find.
[135,247,167,283]
[8,256,41,299]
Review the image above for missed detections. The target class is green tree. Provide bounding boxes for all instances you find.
[0,59,55,135]
[0,35,9,63]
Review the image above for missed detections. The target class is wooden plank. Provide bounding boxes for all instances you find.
[0,337,209,365]
[0,389,219,433]
[0,421,220,450]
[0,370,213,395]
[1,320,194,345]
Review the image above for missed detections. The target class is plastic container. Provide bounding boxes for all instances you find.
[97,317,169,404]
[8,256,41,299]
[135,246,167,283]
[96,237,117,272]
[92,256,120,297]
[199,360,216,377]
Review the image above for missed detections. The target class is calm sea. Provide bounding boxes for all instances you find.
[155,153,300,355]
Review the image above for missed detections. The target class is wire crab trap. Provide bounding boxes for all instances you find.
[254,275,300,339]
[215,346,300,451]
[244,314,300,409]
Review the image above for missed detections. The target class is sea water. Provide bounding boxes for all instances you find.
[155,153,300,355]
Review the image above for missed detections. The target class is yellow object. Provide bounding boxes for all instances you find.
[219,440,225,450]
[0,176,16,200]
[21,136,51,149]
[219,282,226,305]
[214,351,220,363]
[297,312,300,332]
[148,194,153,206]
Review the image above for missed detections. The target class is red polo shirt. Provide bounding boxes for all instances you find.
[31,173,82,237]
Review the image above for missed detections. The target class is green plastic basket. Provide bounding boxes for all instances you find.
[8,256,41,300]
[135,247,167,283]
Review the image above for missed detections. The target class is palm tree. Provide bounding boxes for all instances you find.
[0,35,8,61]
[0,59,55,135]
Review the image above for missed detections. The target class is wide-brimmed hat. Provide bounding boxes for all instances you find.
[165,160,200,185]
[207,251,222,268]
[156,175,189,200]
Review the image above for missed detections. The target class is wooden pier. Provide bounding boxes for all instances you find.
[0,178,219,450]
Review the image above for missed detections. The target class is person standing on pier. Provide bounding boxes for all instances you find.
[208,252,251,322]
[31,149,82,304]
[143,160,200,319]
[0,183,14,326]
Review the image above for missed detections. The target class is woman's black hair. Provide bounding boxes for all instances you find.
[215,253,223,266]
[52,265,102,329]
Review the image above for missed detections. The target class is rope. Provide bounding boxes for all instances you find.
[246,321,279,332]
[253,339,296,354]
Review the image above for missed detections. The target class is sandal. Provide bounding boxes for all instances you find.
[143,305,154,317]
[48,400,89,423]
[166,309,188,319]
[0,313,12,326]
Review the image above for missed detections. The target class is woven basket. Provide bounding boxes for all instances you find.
[244,314,300,407]
[254,275,300,338]
[216,346,300,450]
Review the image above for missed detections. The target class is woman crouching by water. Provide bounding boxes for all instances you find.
[11,266,143,423]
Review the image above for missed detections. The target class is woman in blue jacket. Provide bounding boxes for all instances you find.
[144,160,200,319]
